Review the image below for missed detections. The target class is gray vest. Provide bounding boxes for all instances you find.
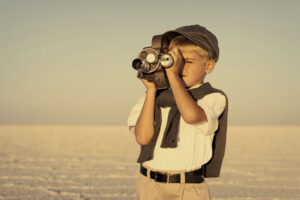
[136,82,229,178]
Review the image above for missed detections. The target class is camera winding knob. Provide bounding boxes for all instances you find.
[160,54,173,68]
[146,53,156,63]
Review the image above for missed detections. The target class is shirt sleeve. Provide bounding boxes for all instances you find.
[193,92,226,136]
[127,94,146,134]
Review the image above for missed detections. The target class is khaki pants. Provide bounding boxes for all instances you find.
[135,165,210,200]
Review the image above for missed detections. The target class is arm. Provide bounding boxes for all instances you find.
[165,47,208,124]
[167,72,207,124]
[134,87,156,145]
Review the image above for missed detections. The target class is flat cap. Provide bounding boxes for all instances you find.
[162,24,219,62]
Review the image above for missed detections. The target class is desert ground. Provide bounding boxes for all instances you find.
[0,125,299,200]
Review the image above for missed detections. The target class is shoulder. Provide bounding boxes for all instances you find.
[127,93,146,131]
[207,83,229,101]
[197,92,227,116]
[199,92,226,104]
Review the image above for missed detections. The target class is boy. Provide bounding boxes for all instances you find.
[127,24,228,200]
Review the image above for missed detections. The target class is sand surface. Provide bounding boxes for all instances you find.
[0,125,299,200]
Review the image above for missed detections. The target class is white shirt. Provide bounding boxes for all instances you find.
[127,82,226,171]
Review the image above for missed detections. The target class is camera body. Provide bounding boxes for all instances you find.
[132,35,173,90]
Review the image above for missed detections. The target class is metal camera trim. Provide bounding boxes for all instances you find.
[140,47,160,73]
[160,54,174,68]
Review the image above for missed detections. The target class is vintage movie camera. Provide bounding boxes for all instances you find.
[132,35,173,90]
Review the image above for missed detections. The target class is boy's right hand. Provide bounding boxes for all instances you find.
[141,78,157,91]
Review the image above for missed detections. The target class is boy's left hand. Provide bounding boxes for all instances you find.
[165,47,184,76]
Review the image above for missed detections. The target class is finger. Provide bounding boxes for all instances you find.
[173,48,183,58]
[172,47,181,55]
[168,50,176,61]
[170,48,183,61]
[168,48,174,55]
[169,50,176,59]
[170,49,182,64]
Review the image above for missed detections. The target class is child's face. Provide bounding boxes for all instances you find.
[173,46,213,89]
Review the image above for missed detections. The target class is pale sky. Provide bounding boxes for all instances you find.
[0,0,299,126]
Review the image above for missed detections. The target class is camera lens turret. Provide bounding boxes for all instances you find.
[132,58,150,72]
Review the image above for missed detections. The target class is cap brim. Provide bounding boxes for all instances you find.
[162,30,184,43]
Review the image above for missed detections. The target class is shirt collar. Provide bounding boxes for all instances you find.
[187,82,203,90]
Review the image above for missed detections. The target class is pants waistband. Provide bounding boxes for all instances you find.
[140,164,204,184]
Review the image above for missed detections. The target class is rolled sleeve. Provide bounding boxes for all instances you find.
[193,93,226,136]
[127,94,146,134]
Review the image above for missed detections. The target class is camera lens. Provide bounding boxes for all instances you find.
[132,58,150,72]
[132,58,143,70]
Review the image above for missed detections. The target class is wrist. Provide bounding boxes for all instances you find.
[145,87,157,93]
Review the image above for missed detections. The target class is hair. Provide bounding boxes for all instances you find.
[168,35,210,60]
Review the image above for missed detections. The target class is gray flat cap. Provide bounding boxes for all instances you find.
[162,24,219,62]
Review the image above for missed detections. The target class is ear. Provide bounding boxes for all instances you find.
[205,59,216,74]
